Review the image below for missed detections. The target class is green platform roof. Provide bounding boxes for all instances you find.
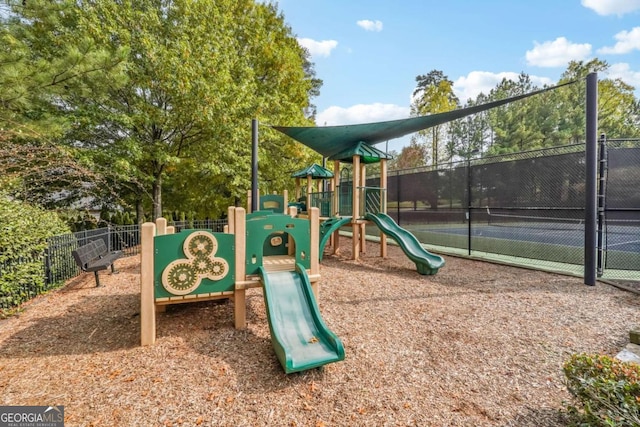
[272,81,575,159]
[328,141,393,164]
[291,163,334,179]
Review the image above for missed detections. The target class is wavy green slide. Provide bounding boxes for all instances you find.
[258,263,345,374]
[319,216,352,261]
[364,212,445,275]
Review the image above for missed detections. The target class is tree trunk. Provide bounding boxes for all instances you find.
[136,199,144,224]
[152,174,162,220]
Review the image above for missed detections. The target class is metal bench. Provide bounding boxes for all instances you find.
[71,239,123,287]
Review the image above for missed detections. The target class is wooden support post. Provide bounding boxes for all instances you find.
[360,162,366,254]
[333,160,340,217]
[234,207,247,329]
[331,160,341,254]
[352,155,361,260]
[283,189,289,213]
[295,177,301,200]
[227,206,235,234]
[166,226,175,234]
[156,217,167,236]
[380,158,388,258]
[306,175,313,210]
[288,206,297,256]
[140,222,156,346]
[309,207,320,301]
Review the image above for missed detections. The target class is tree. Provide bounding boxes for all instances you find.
[394,140,429,169]
[485,73,545,154]
[26,0,322,219]
[0,0,127,203]
[410,70,460,166]
[557,59,640,141]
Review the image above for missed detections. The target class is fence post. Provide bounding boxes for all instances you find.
[44,246,52,285]
[596,133,607,277]
[467,158,472,256]
[584,72,598,286]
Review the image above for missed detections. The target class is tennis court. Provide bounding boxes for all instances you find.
[423,214,640,254]
[400,210,640,272]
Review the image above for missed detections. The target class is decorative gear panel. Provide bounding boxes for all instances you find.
[161,231,230,296]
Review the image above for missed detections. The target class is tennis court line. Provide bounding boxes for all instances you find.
[607,239,640,248]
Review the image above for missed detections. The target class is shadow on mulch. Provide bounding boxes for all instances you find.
[0,293,140,358]
[153,296,335,392]
[501,407,571,427]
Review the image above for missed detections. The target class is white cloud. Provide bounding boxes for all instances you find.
[525,37,592,67]
[297,38,338,58]
[316,103,410,126]
[453,71,553,102]
[581,0,640,16]
[606,62,640,88]
[356,19,383,32]
[598,27,640,54]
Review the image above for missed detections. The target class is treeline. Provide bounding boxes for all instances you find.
[396,60,640,168]
[1,0,322,222]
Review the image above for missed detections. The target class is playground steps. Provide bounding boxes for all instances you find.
[263,255,296,272]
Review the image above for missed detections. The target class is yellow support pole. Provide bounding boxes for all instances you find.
[140,222,156,346]
[352,155,360,260]
[234,207,247,329]
[309,207,320,301]
[380,158,388,258]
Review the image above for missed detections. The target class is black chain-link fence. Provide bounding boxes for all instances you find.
[374,140,639,281]
[1,219,228,311]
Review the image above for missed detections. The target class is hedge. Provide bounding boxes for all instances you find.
[0,196,70,310]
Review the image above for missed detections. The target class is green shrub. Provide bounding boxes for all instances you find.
[563,353,640,426]
[0,197,70,311]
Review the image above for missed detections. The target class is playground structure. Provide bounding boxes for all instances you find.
[280,139,446,275]
[140,206,345,374]
[136,75,606,375]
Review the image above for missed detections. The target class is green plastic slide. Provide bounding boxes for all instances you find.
[364,212,445,275]
[318,216,352,261]
[258,263,345,374]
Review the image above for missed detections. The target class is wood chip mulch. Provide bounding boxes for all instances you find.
[1,238,638,426]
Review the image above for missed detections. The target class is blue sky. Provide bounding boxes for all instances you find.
[275,0,640,151]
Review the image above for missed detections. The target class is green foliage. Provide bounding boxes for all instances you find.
[563,353,640,426]
[410,70,460,165]
[408,60,639,165]
[2,0,320,221]
[0,196,70,310]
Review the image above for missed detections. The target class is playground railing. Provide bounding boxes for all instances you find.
[169,219,228,233]
[338,186,353,216]
[359,186,386,217]
[309,191,333,217]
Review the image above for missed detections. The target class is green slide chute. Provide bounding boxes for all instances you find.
[319,217,352,261]
[365,212,445,275]
[258,263,345,374]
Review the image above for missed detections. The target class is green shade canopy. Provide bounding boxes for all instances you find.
[291,163,334,179]
[272,81,576,159]
[328,141,393,164]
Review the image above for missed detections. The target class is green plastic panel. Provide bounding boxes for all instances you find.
[258,263,345,374]
[245,213,311,275]
[154,230,235,298]
[365,212,445,275]
[259,194,285,213]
